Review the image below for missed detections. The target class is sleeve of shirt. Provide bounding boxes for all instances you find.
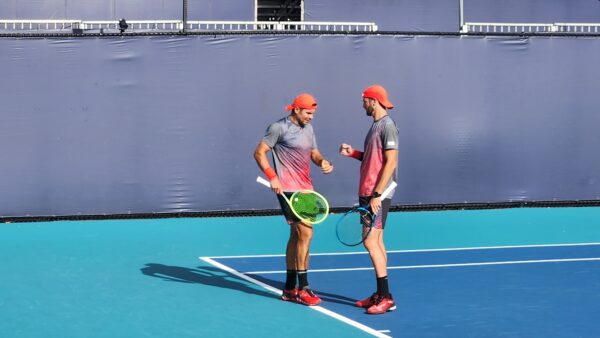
[312,128,318,150]
[262,122,282,148]
[381,122,399,150]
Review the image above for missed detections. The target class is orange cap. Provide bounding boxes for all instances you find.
[362,85,394,109]
[285,93,318,111]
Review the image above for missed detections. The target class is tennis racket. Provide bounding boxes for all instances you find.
[256,176,330,224]
[335,181,397,246]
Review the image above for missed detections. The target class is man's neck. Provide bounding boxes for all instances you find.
[372,108,388,122]
[288,114,303,127]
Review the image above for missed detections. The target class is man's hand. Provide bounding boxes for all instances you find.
[321,159,333,174]
[369,196,382,215]
[339,143,353,157]
[270,177,283,195]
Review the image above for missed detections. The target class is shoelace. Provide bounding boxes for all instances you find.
[374,294,393,305]
[303,289,316,297]
[374,295,387,305]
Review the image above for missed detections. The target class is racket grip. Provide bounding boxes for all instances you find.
[256,176,272,188]
[380,181,397,200]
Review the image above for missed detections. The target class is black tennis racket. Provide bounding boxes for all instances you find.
[336,181,397,246]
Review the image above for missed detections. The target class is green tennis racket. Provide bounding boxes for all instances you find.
[256,176,329,224]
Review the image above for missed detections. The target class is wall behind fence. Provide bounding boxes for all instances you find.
[464,0,600,24]
[3,1,600,32]
[0,0,254,21]
[305,0,458,32]
[1,35,600,217]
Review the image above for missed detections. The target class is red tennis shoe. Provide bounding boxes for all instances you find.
[367,294,396,314]
[296,288,322,306]
[355,293,380,308]
[281,288,298,302]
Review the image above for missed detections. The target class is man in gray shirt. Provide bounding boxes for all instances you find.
[254,93,333,306]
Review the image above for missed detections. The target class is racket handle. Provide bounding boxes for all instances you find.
[257,176,294,206]
[380,181,397,200]
[256,176,272,188]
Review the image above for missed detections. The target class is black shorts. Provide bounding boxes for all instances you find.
[359,196,391,229]
[277,192,300,225]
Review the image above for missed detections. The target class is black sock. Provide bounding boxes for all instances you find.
[297,270,309,289]
[377,276,390,297]
[285,270,297,290]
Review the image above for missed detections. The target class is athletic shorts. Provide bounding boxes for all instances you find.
[359,196,391,230]
[277,192,300,225]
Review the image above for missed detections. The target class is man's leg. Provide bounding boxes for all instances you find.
[355,226,384,308]
[278,193,299,297]
[294,221,312,271]
[362,197,395,314]
[364,229,387,277]
[285,225,298,290]
[365,229,395,314]
[293,221,321,305]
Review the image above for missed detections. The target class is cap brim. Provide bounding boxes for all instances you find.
[381,100,394,109]
[286,104,317,111]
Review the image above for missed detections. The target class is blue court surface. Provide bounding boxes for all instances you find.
[204,244,600,337]
[2,207,600,337]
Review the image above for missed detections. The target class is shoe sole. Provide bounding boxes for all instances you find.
[297,298,321,306]
[282,296,320,306]
[367,304,396,314]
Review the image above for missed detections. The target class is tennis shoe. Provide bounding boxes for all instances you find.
[355,293,380,308]
[281,288,298,302]
[367,294,396,314]
[296,288,322,306]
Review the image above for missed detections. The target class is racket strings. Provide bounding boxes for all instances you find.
[336,207,373,246]
[291,192,328,223]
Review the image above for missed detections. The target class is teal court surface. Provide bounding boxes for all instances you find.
[2,207,600,337]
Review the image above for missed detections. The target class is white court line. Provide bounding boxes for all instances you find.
[200,256,392,338]
[206,242,600,259]
[244,257,600,275]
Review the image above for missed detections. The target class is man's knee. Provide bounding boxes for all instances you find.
[363,236,378,251]
[293,222,313,241]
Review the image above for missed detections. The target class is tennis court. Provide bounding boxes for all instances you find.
[2,206,599,337]
[3,1,600,338]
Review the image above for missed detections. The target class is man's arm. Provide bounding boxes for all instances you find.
[339,143,363,161]
[254,141,283,194]
[370,149,398,214]
[311,149,333,174]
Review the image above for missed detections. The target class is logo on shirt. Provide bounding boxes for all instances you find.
[387,141,396,146]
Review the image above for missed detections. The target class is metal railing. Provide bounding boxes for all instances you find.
[0,19,378,33]
[83,20,181,31]
[462,22,555,34]
[0,19,82,31]
[462,22,600,34]
[554,23,600,34]
[187,20,377,32]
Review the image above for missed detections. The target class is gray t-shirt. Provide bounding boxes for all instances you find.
[360,115,399,197]
[263,116,317,191]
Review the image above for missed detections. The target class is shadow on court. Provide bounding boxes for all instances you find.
[141,263,279,300]
[249,274,357,307]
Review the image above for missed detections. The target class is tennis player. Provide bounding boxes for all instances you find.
[339,85,399,314]
[254,93,333,306]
